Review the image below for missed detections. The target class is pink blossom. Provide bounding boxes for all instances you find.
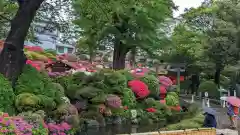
[60,122,71,130]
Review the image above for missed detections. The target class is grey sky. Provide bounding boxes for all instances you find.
[173,0,205,17]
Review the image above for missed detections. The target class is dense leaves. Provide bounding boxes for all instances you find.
[73,0,175,69]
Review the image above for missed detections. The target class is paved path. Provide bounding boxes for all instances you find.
[182,96,239,135]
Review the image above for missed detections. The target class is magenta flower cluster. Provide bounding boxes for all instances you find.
[0,112,74,135]
[46,122,73,135]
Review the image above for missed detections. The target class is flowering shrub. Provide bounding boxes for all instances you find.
[106,94,122,108]
[128,80,150,99]
[24,46,44,52]
[0,112,48,135]
[0,112,76,135]
[140,75,160,96]
[146,108,157,113]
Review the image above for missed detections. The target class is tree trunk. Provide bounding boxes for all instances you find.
[112,41,129,70]
[129,47,136,68]
[88,46,94,64]
[214,67,221,88]
[0,0,44,87]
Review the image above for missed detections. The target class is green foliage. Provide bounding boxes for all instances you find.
[80,111,105,124]
[53,75,72,90]
[18,111,45,126]
[51,83,65,93]
[167,24,204,64]
[166,92,179,106]
[198,81,217,92]
[198,80,220,99]
[73,0,175,68]
[75,86,102,99]
[44,49,57,56]
[117,70,134,82]
[15,93,41,112]
[140,75,159,96]
[37,95,56,111]
[103,71,127,94]
[122,88,136,108]
[219,75,230,88]
[165,113,204,130]
[15,65,66,113]
[15,65,45,95]
[0,74,16,115]
[90,93,107,104]
[0,0,18,39]
[205,0,240,68]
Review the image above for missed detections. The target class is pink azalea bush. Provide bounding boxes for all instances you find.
[0,112,75,135]
[24,46,43,52]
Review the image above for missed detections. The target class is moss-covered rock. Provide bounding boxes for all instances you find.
[0,74,16,115]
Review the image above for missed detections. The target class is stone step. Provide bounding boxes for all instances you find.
[216,129,238,135]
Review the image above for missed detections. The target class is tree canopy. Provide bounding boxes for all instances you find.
[73,0,175,69]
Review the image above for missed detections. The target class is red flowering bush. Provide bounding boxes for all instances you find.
[128,80,150,99]
[26,60,41,71]
[25,46,43,52]
[146,108,157,113]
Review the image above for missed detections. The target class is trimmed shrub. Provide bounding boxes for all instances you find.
[122,88,137,109]
[198,80,219,99]
[0,74,16,115]
[166,92,179,106]
[140,75,160,96]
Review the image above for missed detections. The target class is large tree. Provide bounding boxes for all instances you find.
[180,0,240,87]
[73,0,175,69]
[0,0,74,87]
[206,0,240,86]
[0,0,45,87]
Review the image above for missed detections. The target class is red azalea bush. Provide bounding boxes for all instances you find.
[26,60,41,71]
[128,80,150,99]
[146,108,157,113]
[25,46,44,52]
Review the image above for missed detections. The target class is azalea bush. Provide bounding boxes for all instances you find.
[140,75,160,97]
[0,112,76,135]
[46,68,185,125]
[166,92,179,106]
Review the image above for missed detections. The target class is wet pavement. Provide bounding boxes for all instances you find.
[182,97,239,135]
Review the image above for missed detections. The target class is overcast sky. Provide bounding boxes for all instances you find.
[173,0,205,17]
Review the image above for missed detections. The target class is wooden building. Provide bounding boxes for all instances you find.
[45,60,79,72]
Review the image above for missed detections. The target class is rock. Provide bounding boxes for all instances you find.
[86,119,100,127]
[131,118,138,124]
[216,129,238,135]
[112,116,122,125]
[105,116,113,125]
[73,99,88,111]
[98,118,106,127]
